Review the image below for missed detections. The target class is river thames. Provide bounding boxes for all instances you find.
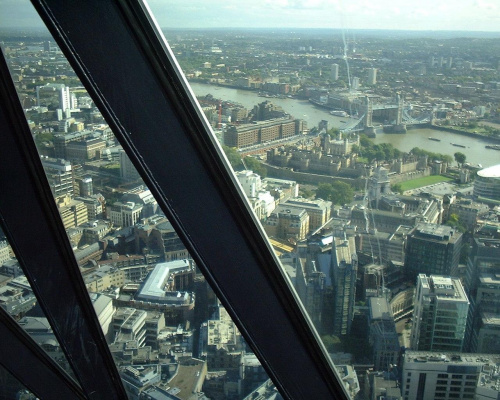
[188,82,500,168]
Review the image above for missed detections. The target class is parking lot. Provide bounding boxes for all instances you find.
[405,181,459,197]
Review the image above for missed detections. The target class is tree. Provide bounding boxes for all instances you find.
[454,152,466,167]
[359,134,372,148]
[244,156,267,178]
[391,183,403,194]
[442,155,453,164]
[316,183,334,201]
[316,181,354,205]
[299,188,315,199]
[326,128,340,138]
[222,145,243,169]
[446,213,466,233]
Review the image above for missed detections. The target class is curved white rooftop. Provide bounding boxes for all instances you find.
[477,164,500,179]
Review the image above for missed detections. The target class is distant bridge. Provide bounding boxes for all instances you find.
[340,95,432,134]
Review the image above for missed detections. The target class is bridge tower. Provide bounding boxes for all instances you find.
[363,96,376,137]
[396,94,403,125]
[391,93,407,133]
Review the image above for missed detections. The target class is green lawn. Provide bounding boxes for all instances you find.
[399,175,453,192]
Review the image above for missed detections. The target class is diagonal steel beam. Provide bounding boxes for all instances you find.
[0,47,128,399]
[0,307,85,400]
[28,0,349,398]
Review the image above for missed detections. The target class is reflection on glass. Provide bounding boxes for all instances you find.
[0,232,77,382]
[0,363,36,400]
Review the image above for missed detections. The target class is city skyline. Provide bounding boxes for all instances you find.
[1,0,500,33]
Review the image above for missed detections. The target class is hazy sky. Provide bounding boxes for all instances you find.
[1,0,499,32]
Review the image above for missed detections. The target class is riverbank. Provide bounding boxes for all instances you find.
[429,124,500,143]
[188,81,500,167]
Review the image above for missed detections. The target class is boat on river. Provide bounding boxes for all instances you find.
[486,144,500,150]
[451,143,466,148]
[330,110,349,117]
[428,137,441,142]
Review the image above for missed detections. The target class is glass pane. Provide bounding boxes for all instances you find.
[150,3,499,400]
[0,4,273,398]
[3,0,499,399]
[0,364,36,400]
[0,231,77,383]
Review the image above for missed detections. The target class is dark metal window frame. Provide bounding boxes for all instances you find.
[0,0,349,398]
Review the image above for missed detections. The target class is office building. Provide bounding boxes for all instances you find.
[464,238,500,352]
[135,259,195,305]
[283,197,332,232]
[235,170,276,219]
[84,265,125,293]
[108,201,143,228]
[56,196,89,229]
[223,118,305,149]
[53,130,98,159]
[411,275,469,352]
[36,83,76,112]
[65,137,107,160]
[0,276,37,318]
[263,205,309,240]
[402,351,500,400]
[351,76,360,90]
[367,68,377,85]
[295,256,328,331]
[200,304,244,372]
[405,223,462,279]
[135,218,189,262]
[474,164,500,203]
[41,157,75,199]
[448,200,489,231]
[369,297,400,371]
[75,196,104,220]
[236,170,262,197]
[89,293,116,342]
[77,176,93,197]
[468,273,500,354]
[331,63,339,81]
[357,225,411,265]
[121,187,158,218]
[120,365,162,400]
[365,370,402,400]
[331,236,358,335]
[0,241,12,265]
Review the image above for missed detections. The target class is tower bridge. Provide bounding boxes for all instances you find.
[339,94,432,135]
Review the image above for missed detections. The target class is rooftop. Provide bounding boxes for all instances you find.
[136,259,192,302]
[413,223,460,243]
[418,275,468,302]
[404,351,495,365]
[369,297,393,321]
[478,164,500,179]
[481,311,500,327]
[166,358,206,400]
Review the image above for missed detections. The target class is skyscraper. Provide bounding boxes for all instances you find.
[411,274,469,352]
[464,238,500,353]
[331,236,358,335]
[367,68,377,85]
[331,63,339,81]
